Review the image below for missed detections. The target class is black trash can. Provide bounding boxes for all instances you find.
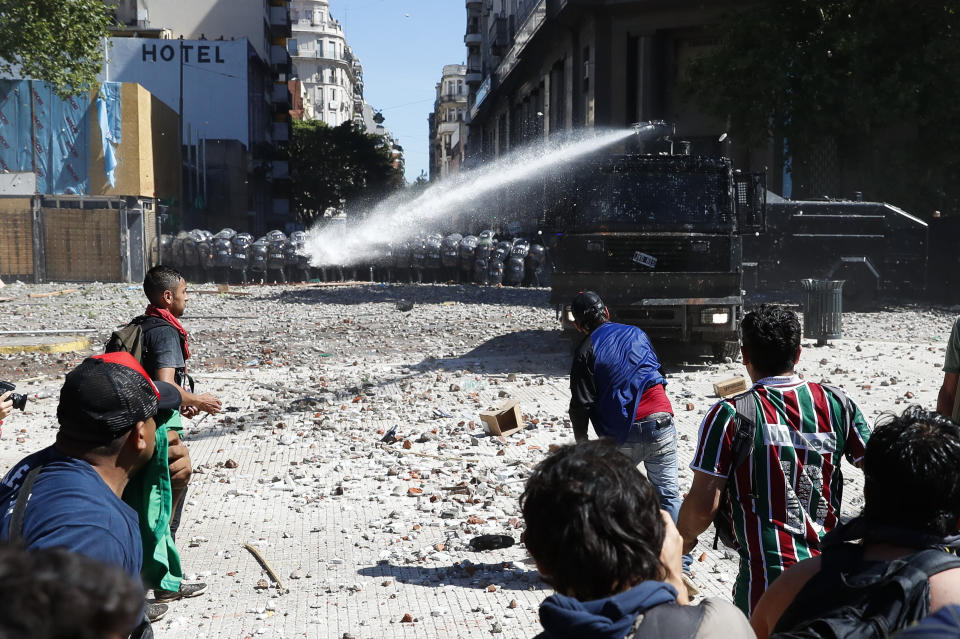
[801,279,844,345]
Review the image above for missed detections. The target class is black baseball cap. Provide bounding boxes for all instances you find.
[57,352,181,444]
[571,290,606,325]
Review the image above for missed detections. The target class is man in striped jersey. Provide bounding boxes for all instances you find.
[676,304,871,615]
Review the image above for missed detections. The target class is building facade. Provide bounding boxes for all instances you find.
[108,0,294,233]
[288,0,364,127]
[429,64,468,180]
[464,0,774,186]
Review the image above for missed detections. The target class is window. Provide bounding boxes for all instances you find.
[457,80,464,95]
[329,41,337,58]
[286,38,298,55]
[317,39,323,57]
[316,87,323,102]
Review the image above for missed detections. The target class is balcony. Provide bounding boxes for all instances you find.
[466,0,481,7]
[270,45,291,72]
[272,122,290,142]
[489,16,508,56]
[466,71,482,84]
[464,31,482,45]
[269,6,291,37]
[271,82,291,105]
[270,160,290,180]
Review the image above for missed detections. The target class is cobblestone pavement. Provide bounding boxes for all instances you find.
[0,281,953,637]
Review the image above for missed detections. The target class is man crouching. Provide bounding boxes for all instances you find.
[522,440,754,639]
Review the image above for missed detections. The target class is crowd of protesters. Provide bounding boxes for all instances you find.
[1,278,960,637]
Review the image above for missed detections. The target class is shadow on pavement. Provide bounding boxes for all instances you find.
[357,560,547,592]
[413,329,571,377]
[257,283,554,309]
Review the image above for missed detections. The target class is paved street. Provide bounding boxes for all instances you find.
[0,281,953,638]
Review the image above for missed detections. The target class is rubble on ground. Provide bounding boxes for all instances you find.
[0,281,952,637]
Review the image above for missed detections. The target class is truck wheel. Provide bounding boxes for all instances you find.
[712,341,740,362]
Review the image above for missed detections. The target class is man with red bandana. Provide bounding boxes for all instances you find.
[123,265,221,606]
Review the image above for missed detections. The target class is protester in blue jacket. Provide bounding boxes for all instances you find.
[568,291,680,521]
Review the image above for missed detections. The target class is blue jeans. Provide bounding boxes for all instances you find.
[618,413,692,571]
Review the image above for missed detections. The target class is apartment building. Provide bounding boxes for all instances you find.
[288,0,364,127]
[429,65,469,180]
[464,0,774,186]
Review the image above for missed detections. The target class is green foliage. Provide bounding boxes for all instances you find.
[290,120,405,224]
[0,0,114,97]
[686,0,960,214]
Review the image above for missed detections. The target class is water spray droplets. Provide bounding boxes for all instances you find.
[304,128,637,267]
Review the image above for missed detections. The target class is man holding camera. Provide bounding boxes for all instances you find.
[0,390,14,422]
[0,382,27,435]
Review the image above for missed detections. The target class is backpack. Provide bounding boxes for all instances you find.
[712,383,854,550]
[770,545,960,639]
[104,316,174,368]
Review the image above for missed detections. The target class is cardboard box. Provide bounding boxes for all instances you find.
[480,400,523,437]
[713,375,749,398]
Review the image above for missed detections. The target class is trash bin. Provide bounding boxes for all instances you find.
[801,279,844,345]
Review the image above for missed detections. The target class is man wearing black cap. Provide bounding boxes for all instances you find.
[0,352,181,618]
[568,291,681,525]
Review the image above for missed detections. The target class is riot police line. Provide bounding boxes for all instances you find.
[160,228,549,287]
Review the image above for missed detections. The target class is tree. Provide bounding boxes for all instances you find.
[685,1,960,215]
[290,120,404,224]
[0,0,114,97]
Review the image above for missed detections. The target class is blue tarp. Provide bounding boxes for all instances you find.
[0,79,91,195]
[97,82,122,188]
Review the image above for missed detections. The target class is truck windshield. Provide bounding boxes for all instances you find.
[556,158,734,232]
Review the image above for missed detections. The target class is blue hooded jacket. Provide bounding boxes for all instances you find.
[570,322,667,443]
[538,581,679,639]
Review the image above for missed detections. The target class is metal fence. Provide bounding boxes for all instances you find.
[0,199,157,283]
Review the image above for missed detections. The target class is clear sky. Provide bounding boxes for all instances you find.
[336,0,467,183]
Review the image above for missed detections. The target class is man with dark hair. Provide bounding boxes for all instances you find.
[677,304,871,615]
[0,545,145,639]
[0,352,183,623]
[523,440,752,638]
[751,406,960,638]
[567,291,681,525]
[123,264,220,603]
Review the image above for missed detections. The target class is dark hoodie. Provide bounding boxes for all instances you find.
[537,581,678,639]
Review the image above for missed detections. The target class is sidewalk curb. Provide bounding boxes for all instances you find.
[0,336,90,354]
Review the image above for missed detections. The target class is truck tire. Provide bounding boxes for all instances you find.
[712,341,740,362]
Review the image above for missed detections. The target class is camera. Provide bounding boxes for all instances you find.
[0,381,27,411]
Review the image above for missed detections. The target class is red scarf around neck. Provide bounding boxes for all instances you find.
[145,305,191,360]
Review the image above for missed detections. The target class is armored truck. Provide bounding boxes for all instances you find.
[548,152,765,360]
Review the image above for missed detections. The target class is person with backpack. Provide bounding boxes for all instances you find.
[750,406,960,638]
[523,440,754,639]
[112,265,221,607]
[677,304,872,615]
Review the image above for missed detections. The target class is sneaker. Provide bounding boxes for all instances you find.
[146,602,169,622]
[154,582,208,602]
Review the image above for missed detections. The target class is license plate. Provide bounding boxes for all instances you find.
[632,251,657,268]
